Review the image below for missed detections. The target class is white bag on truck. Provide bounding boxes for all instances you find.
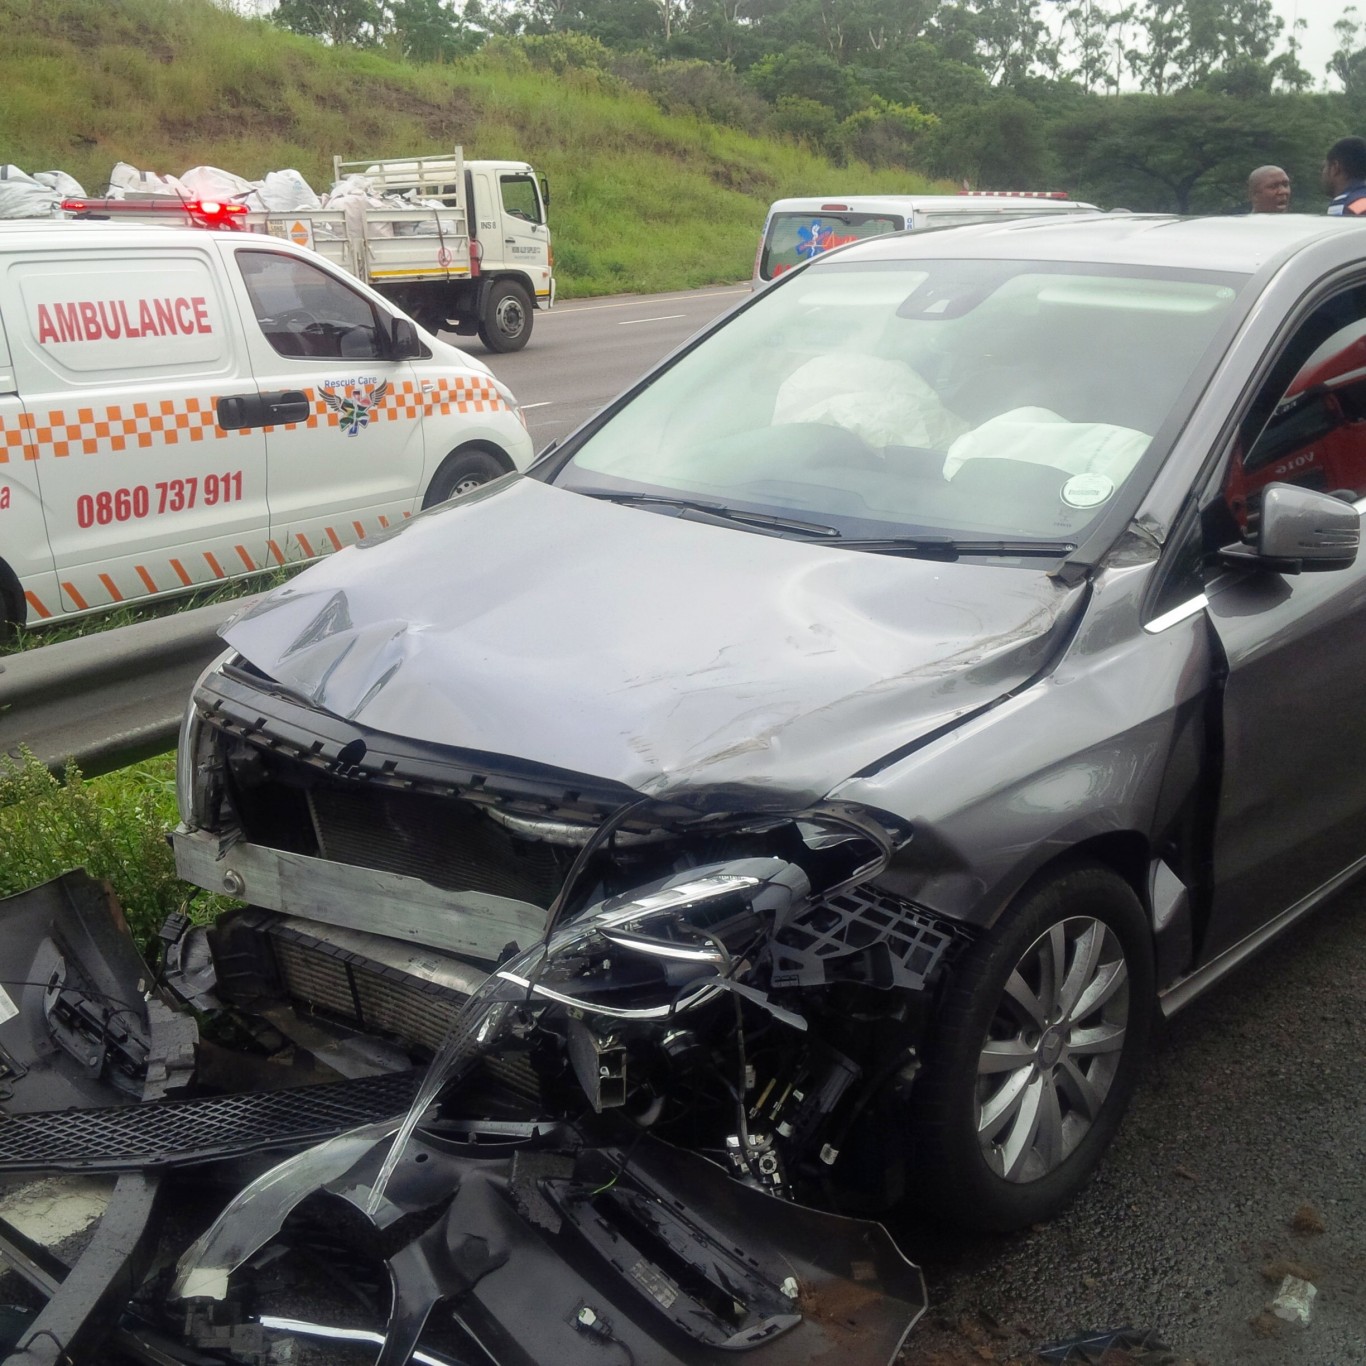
[108,161,190,199]
[32,169,86,199]
[250,169,322,212]
[0,166,60,219]
[179,165,254,201]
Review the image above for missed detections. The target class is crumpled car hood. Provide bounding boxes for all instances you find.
[223,477,1085,801]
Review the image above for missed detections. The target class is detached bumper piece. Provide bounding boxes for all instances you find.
[176,1123,927,1366]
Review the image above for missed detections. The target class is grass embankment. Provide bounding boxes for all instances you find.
[1,0,947,296]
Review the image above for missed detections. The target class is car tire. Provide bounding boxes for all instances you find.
[478,281,533,353]
[422,448,508,508]
[907,864,1153,1232]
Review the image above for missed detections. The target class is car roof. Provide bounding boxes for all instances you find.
[819,211,1366,276]
[767,194,1091,214]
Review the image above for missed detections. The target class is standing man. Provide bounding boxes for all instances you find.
[1246,166,1291,213]
[1323,136,1366,216]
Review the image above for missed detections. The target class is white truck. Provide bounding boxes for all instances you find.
[63,148,555,353]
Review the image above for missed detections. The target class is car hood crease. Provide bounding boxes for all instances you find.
[223,478,1086,801]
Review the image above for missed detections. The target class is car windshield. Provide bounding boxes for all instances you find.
[554,258,1244,554]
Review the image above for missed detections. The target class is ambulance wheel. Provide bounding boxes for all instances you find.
[422,447,507,507]
[478,282,532,353]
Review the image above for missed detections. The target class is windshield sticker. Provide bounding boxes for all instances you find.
[797,222,858,259]
[320,378,389,436]
[1061,472,1116,508]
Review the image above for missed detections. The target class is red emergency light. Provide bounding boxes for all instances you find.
[60,197,250,230]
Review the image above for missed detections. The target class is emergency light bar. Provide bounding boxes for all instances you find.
[958,190,1071,199]
[60,198,250,230]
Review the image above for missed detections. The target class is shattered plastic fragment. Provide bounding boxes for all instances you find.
[1270,1275,1317,1326]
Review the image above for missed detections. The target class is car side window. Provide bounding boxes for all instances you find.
[500,174,542,225]
[236,249,388,361]
[1221,288,1366,538]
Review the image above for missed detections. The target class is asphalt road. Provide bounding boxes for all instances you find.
[468,285,751,452]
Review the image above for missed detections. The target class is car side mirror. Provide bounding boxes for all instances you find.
[390,316,424,360]
[1221,482,1360,574]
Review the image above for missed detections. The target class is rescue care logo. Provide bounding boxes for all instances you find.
[319,377,389,436]
[35,296,213,343]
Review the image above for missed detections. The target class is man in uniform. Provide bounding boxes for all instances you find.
[1323,137,1366,216]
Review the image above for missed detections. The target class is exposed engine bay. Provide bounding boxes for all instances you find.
[0,652,969,1362]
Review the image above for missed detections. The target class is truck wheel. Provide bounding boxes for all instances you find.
[478,282,533,353]
[422,448,508,508]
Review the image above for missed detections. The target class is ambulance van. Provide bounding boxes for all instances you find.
[753,192,1098,287]
[0,219,534,635]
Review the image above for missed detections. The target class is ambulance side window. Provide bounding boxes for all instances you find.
[236,250,388,361]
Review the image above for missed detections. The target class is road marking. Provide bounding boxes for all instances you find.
[621,314,686,326]
[520,401,553,410]
[550,288,747,315]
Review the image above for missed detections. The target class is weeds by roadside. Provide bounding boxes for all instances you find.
[0,747,200,949]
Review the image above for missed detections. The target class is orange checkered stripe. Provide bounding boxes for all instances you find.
[1,376,507,453]
[267,375,510,431]
[24,509,414,622]
[0,397,242,462]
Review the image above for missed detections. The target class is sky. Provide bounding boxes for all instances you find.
[1274,0,1341,89]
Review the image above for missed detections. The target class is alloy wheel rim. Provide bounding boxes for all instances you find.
[975,915,1130,1184]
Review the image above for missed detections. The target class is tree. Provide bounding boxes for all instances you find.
[389,0,485,59]
[272,0,387,45]
[1055,90,1303,211]
[1331,6,1366,95]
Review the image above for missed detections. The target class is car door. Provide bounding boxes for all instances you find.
[0,306,59,624]
[1199,282,1366,960]
[8,244,269,616]
[477,168,551,297]
[222,244,425,565]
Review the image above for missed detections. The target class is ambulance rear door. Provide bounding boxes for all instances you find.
[8,243,269,616]
[222,243,426,563]
[0,302,59,626]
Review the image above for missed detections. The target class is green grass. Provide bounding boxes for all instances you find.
[0,748,202,948]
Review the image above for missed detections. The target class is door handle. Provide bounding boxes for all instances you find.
[264,390,311,424]
[216,390,311,431]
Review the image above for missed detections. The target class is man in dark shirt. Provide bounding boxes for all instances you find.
[1323,136,1366,216]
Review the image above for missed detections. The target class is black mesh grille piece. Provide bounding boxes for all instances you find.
[0,1070,421,1174]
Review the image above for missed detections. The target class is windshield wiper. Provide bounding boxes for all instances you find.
[582,491,842,538]
[830,536,1076,561]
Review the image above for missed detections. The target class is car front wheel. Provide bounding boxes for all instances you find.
[907,864,1153,1231]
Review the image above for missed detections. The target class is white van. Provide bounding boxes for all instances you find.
[0,220,533,634]
[753,193,1098,287]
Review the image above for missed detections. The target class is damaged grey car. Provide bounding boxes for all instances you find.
[6,211,1366,1364]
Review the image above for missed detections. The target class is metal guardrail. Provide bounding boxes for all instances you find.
[0,596,258,777]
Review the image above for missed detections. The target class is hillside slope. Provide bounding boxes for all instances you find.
[1,0,948,294]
